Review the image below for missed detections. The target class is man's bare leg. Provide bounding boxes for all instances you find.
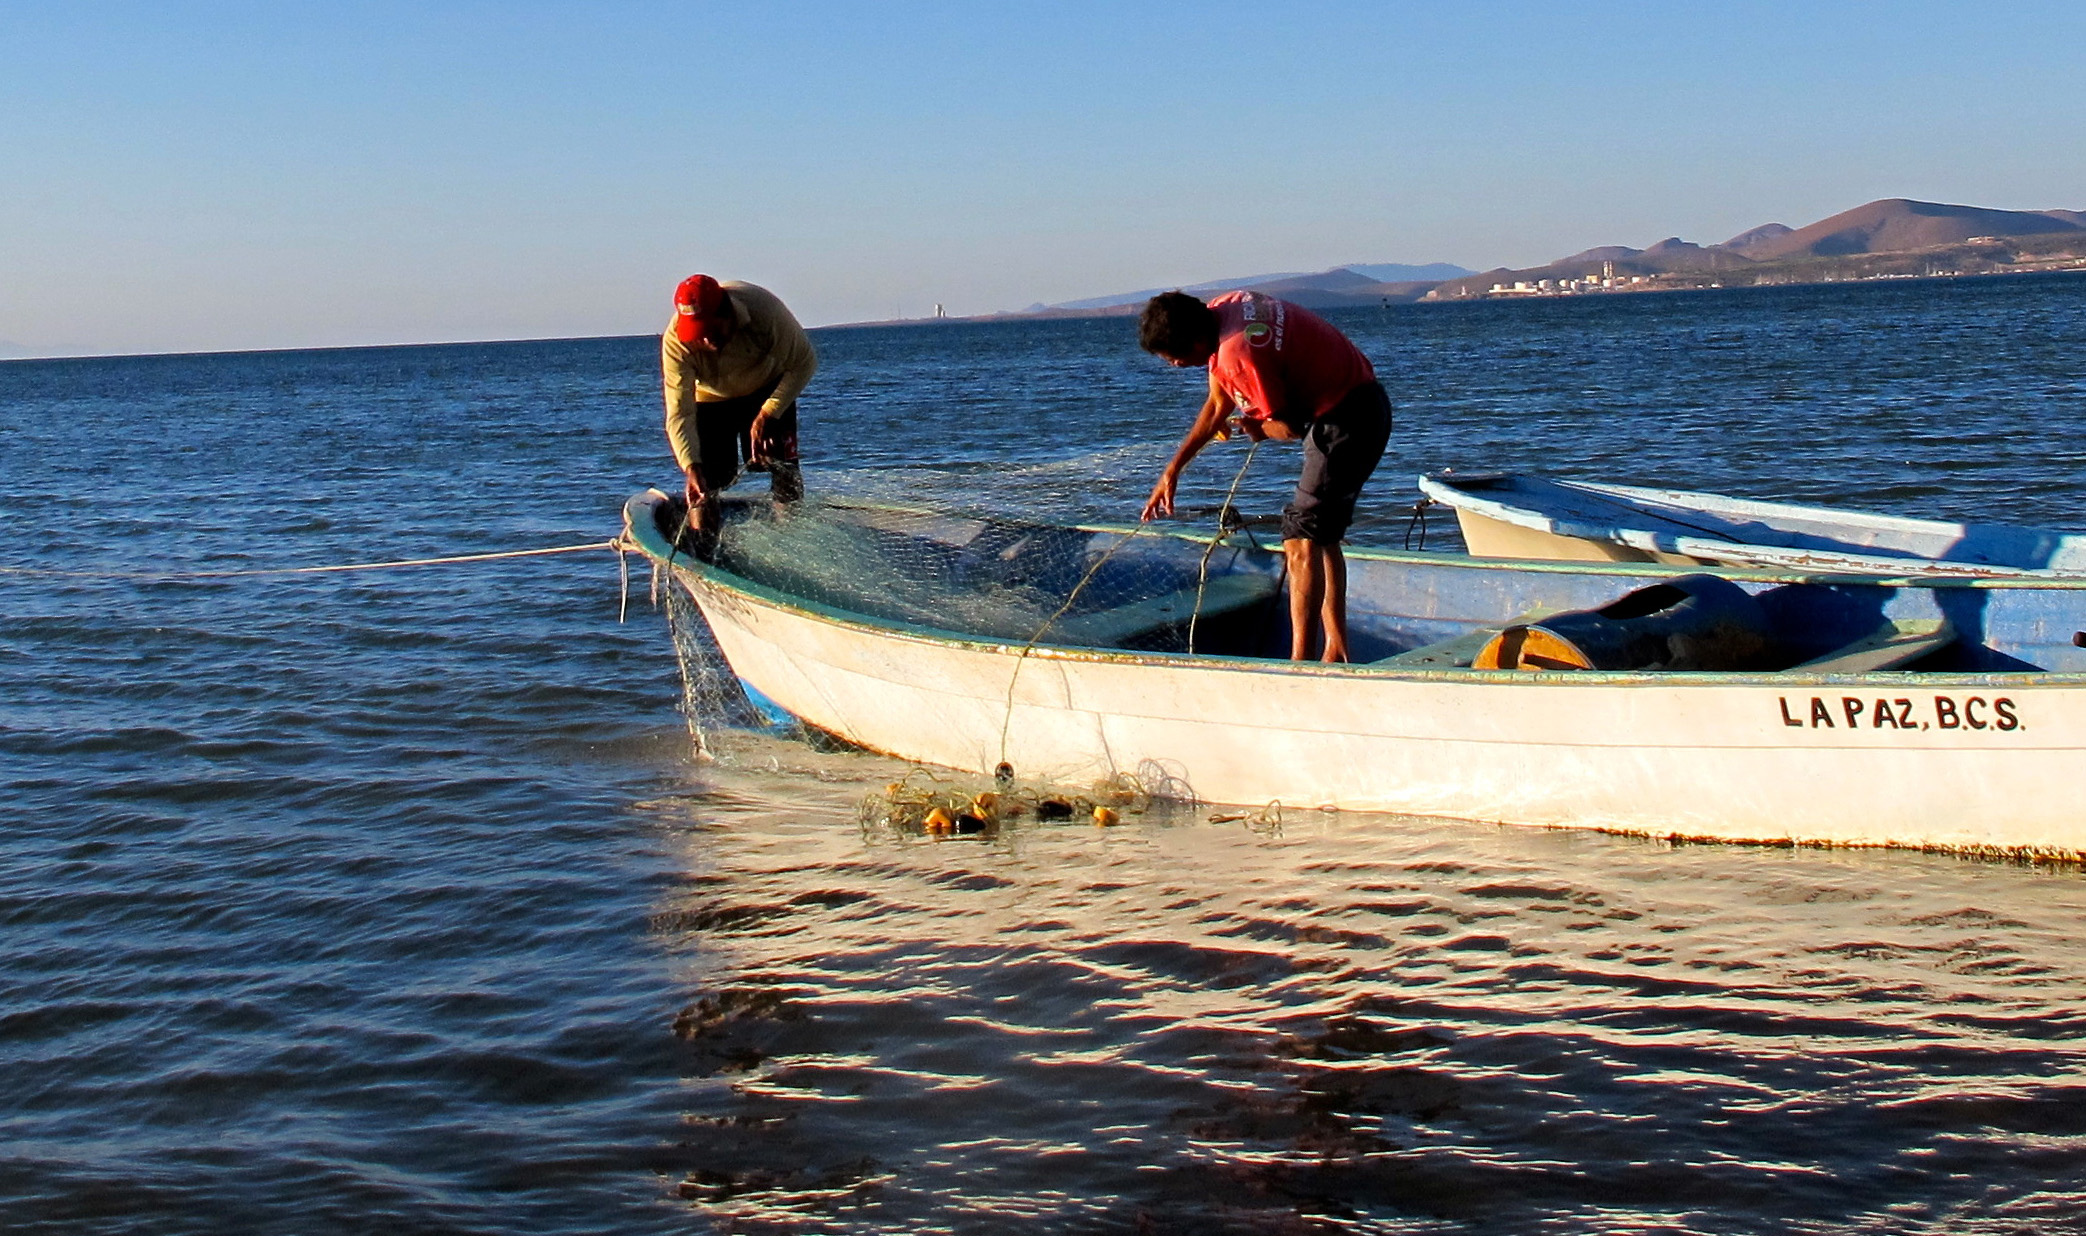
[1317,542,1350,663]
[1285,537,1322,661]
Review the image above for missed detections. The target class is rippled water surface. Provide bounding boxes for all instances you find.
[4,276,2085,1233]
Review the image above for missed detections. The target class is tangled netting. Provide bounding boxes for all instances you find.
[661,583,767,760]
[650,448,1296,797]
[860,766,1163,835]
[854,764,1286,841]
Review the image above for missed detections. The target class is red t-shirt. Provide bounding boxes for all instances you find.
[1206,291,1376,425]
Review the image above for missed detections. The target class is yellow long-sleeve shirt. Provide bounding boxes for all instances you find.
[660,281,818,475]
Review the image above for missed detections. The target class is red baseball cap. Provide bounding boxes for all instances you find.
[672,274,726,345]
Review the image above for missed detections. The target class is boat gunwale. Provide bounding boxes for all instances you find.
[1417,472,2086,581]
[622,491,2086,691]
[1578,477,1987,538]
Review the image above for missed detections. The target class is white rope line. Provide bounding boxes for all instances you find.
[992,438,1273,766]
[1188,438,1262,654]
[0,540,620,581]
[616,538,633,625]
[996,523,1146,769]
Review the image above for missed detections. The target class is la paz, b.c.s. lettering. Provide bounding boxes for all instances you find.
[1777,695,2020,732]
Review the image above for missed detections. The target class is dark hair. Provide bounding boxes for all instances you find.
[1138,291,1218,359]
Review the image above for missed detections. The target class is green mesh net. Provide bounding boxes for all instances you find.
[645,448,1295,776]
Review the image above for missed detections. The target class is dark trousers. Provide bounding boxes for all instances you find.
[691,381,803,503]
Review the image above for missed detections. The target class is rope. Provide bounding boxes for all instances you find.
[0,540,619,582]
[616,538,632,624]
[1403,498,1434,551]
[1187,438,1262,654]
[995,437,1264,768]
[996,523,1146,767]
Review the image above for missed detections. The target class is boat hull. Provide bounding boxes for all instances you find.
[680,566,2086,858]
[1452,504,1703,566]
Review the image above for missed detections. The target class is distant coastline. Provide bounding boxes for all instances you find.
[837,197,2086,328]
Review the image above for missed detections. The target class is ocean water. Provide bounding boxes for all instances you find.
[3,274,2085,1234]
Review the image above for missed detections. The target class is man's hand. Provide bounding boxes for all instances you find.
[746,411,772,467]
[1140,473,1177,522]
[683,469,707,511]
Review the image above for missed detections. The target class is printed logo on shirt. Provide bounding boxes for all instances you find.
[1244,322,1272,346]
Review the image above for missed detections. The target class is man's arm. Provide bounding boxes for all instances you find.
[1141,371,1237,521]
[661,332,706,503]
[755,310,817,418]
[736,287,819,461]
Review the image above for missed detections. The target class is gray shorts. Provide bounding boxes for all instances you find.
[1280,380,1392,545]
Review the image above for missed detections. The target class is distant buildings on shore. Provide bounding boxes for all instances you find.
[872,200,2086,327]
[1457,253,2086,300]
[1484,260,1653,297]
[1422,198,2086,303]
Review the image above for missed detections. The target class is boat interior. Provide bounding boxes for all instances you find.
[635,491,2086,675]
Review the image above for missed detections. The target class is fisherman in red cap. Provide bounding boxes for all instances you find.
[661,275,819,544]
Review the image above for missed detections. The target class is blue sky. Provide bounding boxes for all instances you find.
[3,1,2082,356]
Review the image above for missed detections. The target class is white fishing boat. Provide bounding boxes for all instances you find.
[1418,470,2086,577]
[622,488,2086,859]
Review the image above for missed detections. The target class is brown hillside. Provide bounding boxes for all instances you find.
[1635,238,1751,272]
[1744,198,2081,261]
[1294,279,1439,307]
[1719,222,1792,252]
[1559,244,1643,263]
[1245,269,1377,295]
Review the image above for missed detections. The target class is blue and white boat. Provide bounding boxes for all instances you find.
[622,488,2086,859]
[1418,470,2086,577]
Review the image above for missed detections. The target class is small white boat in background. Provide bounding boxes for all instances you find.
[1418,471,2086,578]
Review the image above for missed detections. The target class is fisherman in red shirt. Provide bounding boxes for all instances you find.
[1138,290,1392,662]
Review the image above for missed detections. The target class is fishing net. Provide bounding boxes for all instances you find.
[849,761,1275,844]
[640,445,1454,812]
[660,581,773,758]
[641,446,1292,762]
[858,766,1159,836]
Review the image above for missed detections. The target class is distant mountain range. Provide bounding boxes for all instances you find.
[1424,198,2086,299]
[992,198,2086,321]
[1028,262,1475,315]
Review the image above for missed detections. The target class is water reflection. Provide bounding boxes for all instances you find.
[644,733,2086,1232]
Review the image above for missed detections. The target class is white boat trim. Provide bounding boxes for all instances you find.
[1419,472,2086,578]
